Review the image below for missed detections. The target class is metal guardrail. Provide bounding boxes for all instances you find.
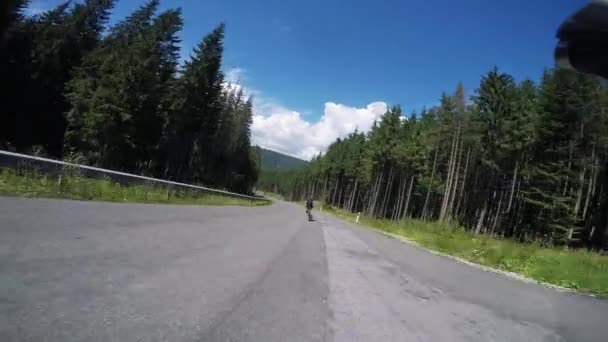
[0,150,269,202]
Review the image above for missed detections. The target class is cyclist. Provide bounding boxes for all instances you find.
[305,199,314,221]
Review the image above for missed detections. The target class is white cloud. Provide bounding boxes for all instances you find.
[223,68,388,160]
[252,101,387,160]
[225,67,246,85]
[223,67,260,99]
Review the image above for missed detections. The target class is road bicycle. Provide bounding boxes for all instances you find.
[306,209,313,222]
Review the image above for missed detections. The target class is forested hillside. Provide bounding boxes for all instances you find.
[253,146,307,170]
[0,0,258,193]
[259,68,608,250]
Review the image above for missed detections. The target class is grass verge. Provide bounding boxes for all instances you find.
[255,191,284,201]
[0,168,269,206]
[322,205,608,297]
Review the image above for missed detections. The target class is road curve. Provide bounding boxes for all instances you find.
[1,197,607,341]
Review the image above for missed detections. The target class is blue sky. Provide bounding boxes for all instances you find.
[29,0,586,159]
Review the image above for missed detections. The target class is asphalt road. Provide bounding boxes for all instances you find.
[1,197,607,342]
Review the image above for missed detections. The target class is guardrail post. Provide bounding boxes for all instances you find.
[355,212,361,223]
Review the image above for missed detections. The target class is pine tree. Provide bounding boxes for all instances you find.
[65,2,183,173]
[471,67,517,234]
[2,0,258,194]
[258,66,608,250]
[1,0,29,42]
[166,23,225,183]
[0,0,34,151]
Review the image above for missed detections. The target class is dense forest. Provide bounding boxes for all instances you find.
[1,0,258,193]
[259,68,608,250]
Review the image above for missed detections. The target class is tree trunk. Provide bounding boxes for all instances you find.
[362,187,371,214]
[590,161,608,250]
[369,170,384,216]
[322,174,329,203]
[513,179,524,238]
[506,160,519,213]
[350,180,359,212]
[351,182,357,210]
[344,180,354,212]
[475,201,488,234]
[372,170,384,216]
[331,175,340,205]
[351,189,361,212]
[563,141,574,196]
[567,167,586,242]
[367,173,379,215]
[491,191,504,235]
[447,132,463,219]
[583,150,597,219]
[455,147,471,217]
[392,176,404,220]
[440,131,459,222]
[381,165,395,217]
[574,167,586,217]
[423,148,439,220]
[402,175,415,220]
[388,167,397,215]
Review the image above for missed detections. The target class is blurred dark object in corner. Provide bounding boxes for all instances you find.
[555,0,608,79]
[556,1,608,251]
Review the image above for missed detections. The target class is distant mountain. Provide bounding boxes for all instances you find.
[253,146,307,170]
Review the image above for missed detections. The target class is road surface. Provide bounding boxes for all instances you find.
[1,197,607,341]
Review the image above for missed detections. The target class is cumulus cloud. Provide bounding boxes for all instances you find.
[225,67,246,86]
[251,102,387,160]
[224,68,388,160]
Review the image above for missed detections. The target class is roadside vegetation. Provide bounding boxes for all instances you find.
[259,68,608,252]
[255,190,284,201]
[2,0,258,195]
[261,66,608,295]
[0,168,268,206]
[323,205,608,296]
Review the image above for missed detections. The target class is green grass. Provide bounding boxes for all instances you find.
[323,205,608,297]
[255,190,284,201]
[0,168,269,206]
